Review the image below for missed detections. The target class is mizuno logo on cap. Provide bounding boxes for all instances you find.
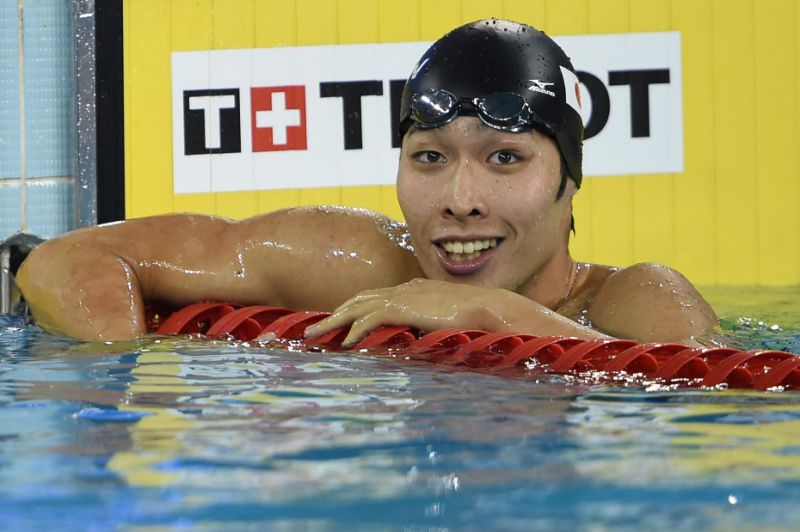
[527,79,556,97]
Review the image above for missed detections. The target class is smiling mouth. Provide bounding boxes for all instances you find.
[438,238,500,262]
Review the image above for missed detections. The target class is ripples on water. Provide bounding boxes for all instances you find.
[1,287,800,530]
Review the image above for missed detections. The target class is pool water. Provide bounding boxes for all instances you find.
[2,286,800,530]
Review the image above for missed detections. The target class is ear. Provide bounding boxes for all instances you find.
[561,180,578,242]
[563,177,578,200]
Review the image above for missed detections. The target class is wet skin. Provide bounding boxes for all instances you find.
[17,117,718,344]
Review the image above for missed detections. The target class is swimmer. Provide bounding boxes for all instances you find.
[17,19,718,344]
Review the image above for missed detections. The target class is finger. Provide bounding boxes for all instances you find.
[341,310,387,347]
[254,331,277,342]
[305,299,383,338]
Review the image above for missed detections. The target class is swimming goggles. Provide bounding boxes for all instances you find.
[409,88,540,133]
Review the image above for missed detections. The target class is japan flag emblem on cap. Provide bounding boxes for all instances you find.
[560,66,582,114]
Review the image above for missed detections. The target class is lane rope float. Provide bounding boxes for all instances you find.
[148,302,800,391]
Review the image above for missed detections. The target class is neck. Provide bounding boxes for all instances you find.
[517,249,576,310]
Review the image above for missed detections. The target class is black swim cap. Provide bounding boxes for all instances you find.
[399,19,584,187]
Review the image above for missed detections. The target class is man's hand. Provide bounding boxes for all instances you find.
[305,278,609,346]
[304,279,491,345]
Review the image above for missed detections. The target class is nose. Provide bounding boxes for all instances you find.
[440,158,488,220]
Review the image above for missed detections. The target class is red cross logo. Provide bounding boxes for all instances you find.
[251,86,307,151]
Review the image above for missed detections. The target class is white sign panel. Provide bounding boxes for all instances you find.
[171,32,682,194]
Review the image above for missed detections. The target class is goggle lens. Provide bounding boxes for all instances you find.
[409,89,532,132]
[410,89,459,128]
[478,92,527,125]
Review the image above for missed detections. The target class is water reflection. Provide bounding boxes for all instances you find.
[566,390,800,483]
[106,346,424,497]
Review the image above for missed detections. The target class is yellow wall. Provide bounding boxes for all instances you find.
[123,0,800,286]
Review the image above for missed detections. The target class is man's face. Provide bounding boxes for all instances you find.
[396,117,575,296]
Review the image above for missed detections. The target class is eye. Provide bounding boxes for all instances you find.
[413,151,447,164]
[488,150,520,165]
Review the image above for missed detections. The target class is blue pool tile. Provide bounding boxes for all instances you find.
[0,184,22,237]
[23,0,74,179]
[0,179,75,241]
[0,0,74,181]
[26,179,75,237]
[0,2,21,179]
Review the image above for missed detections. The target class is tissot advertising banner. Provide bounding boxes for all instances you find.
[171,32,682,194]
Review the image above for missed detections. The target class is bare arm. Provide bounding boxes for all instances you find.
[17,230,148,340]
[306,278,611,345]
[306,263,717,346]
[17,207,423,341]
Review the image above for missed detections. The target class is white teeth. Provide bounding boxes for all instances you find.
[440,238,499,261]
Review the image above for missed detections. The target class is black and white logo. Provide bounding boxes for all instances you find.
[183,89,241,155]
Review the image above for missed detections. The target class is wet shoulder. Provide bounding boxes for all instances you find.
[581,262,691,316]
[241,206,416,253]
[585,262,718,342]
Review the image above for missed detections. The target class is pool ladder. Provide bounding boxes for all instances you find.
[0,232,43,315]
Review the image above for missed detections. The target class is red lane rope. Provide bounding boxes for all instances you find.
[150,302,800,391]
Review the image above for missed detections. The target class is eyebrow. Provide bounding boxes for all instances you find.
[405,120,493,139]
